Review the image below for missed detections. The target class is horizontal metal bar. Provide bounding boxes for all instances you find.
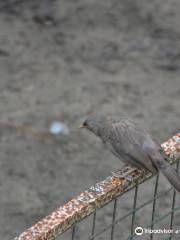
[14,134,180,240]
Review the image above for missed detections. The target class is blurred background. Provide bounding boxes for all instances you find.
[0,1,180,239]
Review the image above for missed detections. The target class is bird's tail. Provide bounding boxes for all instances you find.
[155,158,180,193]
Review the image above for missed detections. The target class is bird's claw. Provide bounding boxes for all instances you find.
[111,166,138,182]
[111,170,134,181]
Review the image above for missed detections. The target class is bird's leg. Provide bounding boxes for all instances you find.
[141,168,149,179]
[111,165,138,181]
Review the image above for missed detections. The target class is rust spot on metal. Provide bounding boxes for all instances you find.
[111,177,123,185]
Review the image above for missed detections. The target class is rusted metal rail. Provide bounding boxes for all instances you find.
[15,133,180,240]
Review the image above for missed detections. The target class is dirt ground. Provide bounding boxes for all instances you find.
[0,1,180,240]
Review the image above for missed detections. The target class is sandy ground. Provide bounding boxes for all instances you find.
[0,1,180,240]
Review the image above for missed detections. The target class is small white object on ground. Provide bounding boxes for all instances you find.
[49,121,69,135]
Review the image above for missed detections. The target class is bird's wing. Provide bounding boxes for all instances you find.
[110,120,158,172]
[110,120,180,193]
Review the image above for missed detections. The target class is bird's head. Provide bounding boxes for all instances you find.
[79,113,111,137]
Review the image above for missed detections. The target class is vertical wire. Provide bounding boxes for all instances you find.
[169,161,179,240]
[110,199,118,240]
[150,174,159,240]
[130,185,138,239]
[90,212,97,239]
[72,225,76,240]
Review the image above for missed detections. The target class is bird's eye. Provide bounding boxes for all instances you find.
[83,121,88,127]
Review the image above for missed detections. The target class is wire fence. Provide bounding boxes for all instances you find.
[15,133,180,240]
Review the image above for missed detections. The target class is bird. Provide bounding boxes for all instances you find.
[79,113,180,193]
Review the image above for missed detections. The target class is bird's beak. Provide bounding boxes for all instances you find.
[79,123,87,129]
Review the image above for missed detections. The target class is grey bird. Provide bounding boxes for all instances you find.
[79,113,180,193]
